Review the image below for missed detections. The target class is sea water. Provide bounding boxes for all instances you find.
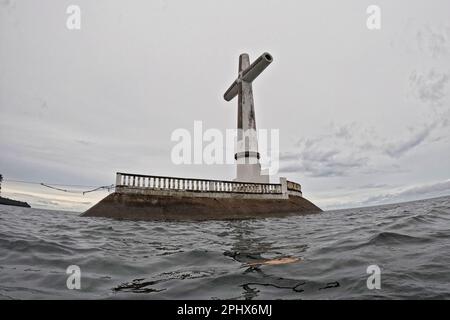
[0,195,449,299]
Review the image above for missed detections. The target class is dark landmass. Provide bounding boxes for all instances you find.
[82,192,322,221]
[0,196,31,208]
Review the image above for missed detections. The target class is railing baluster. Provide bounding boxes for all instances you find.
[116,174,284,195]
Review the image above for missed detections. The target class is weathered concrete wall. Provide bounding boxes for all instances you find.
[82,192,322,221]
[116,185,289,199]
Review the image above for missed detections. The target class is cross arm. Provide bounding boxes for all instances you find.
[224,79,239,102]
[223,52,273,102]
[241,52,273,82]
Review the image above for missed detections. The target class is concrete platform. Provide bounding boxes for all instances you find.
[81,192,322,221]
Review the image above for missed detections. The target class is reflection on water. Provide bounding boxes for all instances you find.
[0,195,450,299]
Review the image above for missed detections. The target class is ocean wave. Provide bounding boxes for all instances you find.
[367,231,430,246]
[0,195,449,299]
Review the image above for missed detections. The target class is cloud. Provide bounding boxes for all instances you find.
[396,22,450,59]
[280,156,357,177]
[361,179,450,205]
[280,116,444,177]
[357,183,391,189]
[334,124,352,140]
[409,69,449,105]
[279,151,300,162]
[75,139,94,146]
[383,122,434,158]
[1,2,450,212]
[280,126,369,177]
[0,0,14,8]
[318,179,450,210]
[416,25,450,59]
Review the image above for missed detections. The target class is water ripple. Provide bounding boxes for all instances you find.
[0,195,449,299]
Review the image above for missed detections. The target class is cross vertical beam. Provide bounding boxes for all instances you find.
[223,52,273,183]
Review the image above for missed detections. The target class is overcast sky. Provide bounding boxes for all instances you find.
[1,0,449,211]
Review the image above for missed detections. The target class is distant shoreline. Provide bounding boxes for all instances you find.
[0,196,31,208]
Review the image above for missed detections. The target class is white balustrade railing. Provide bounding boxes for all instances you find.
[116,172,283,194]
[286,180,302,193]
